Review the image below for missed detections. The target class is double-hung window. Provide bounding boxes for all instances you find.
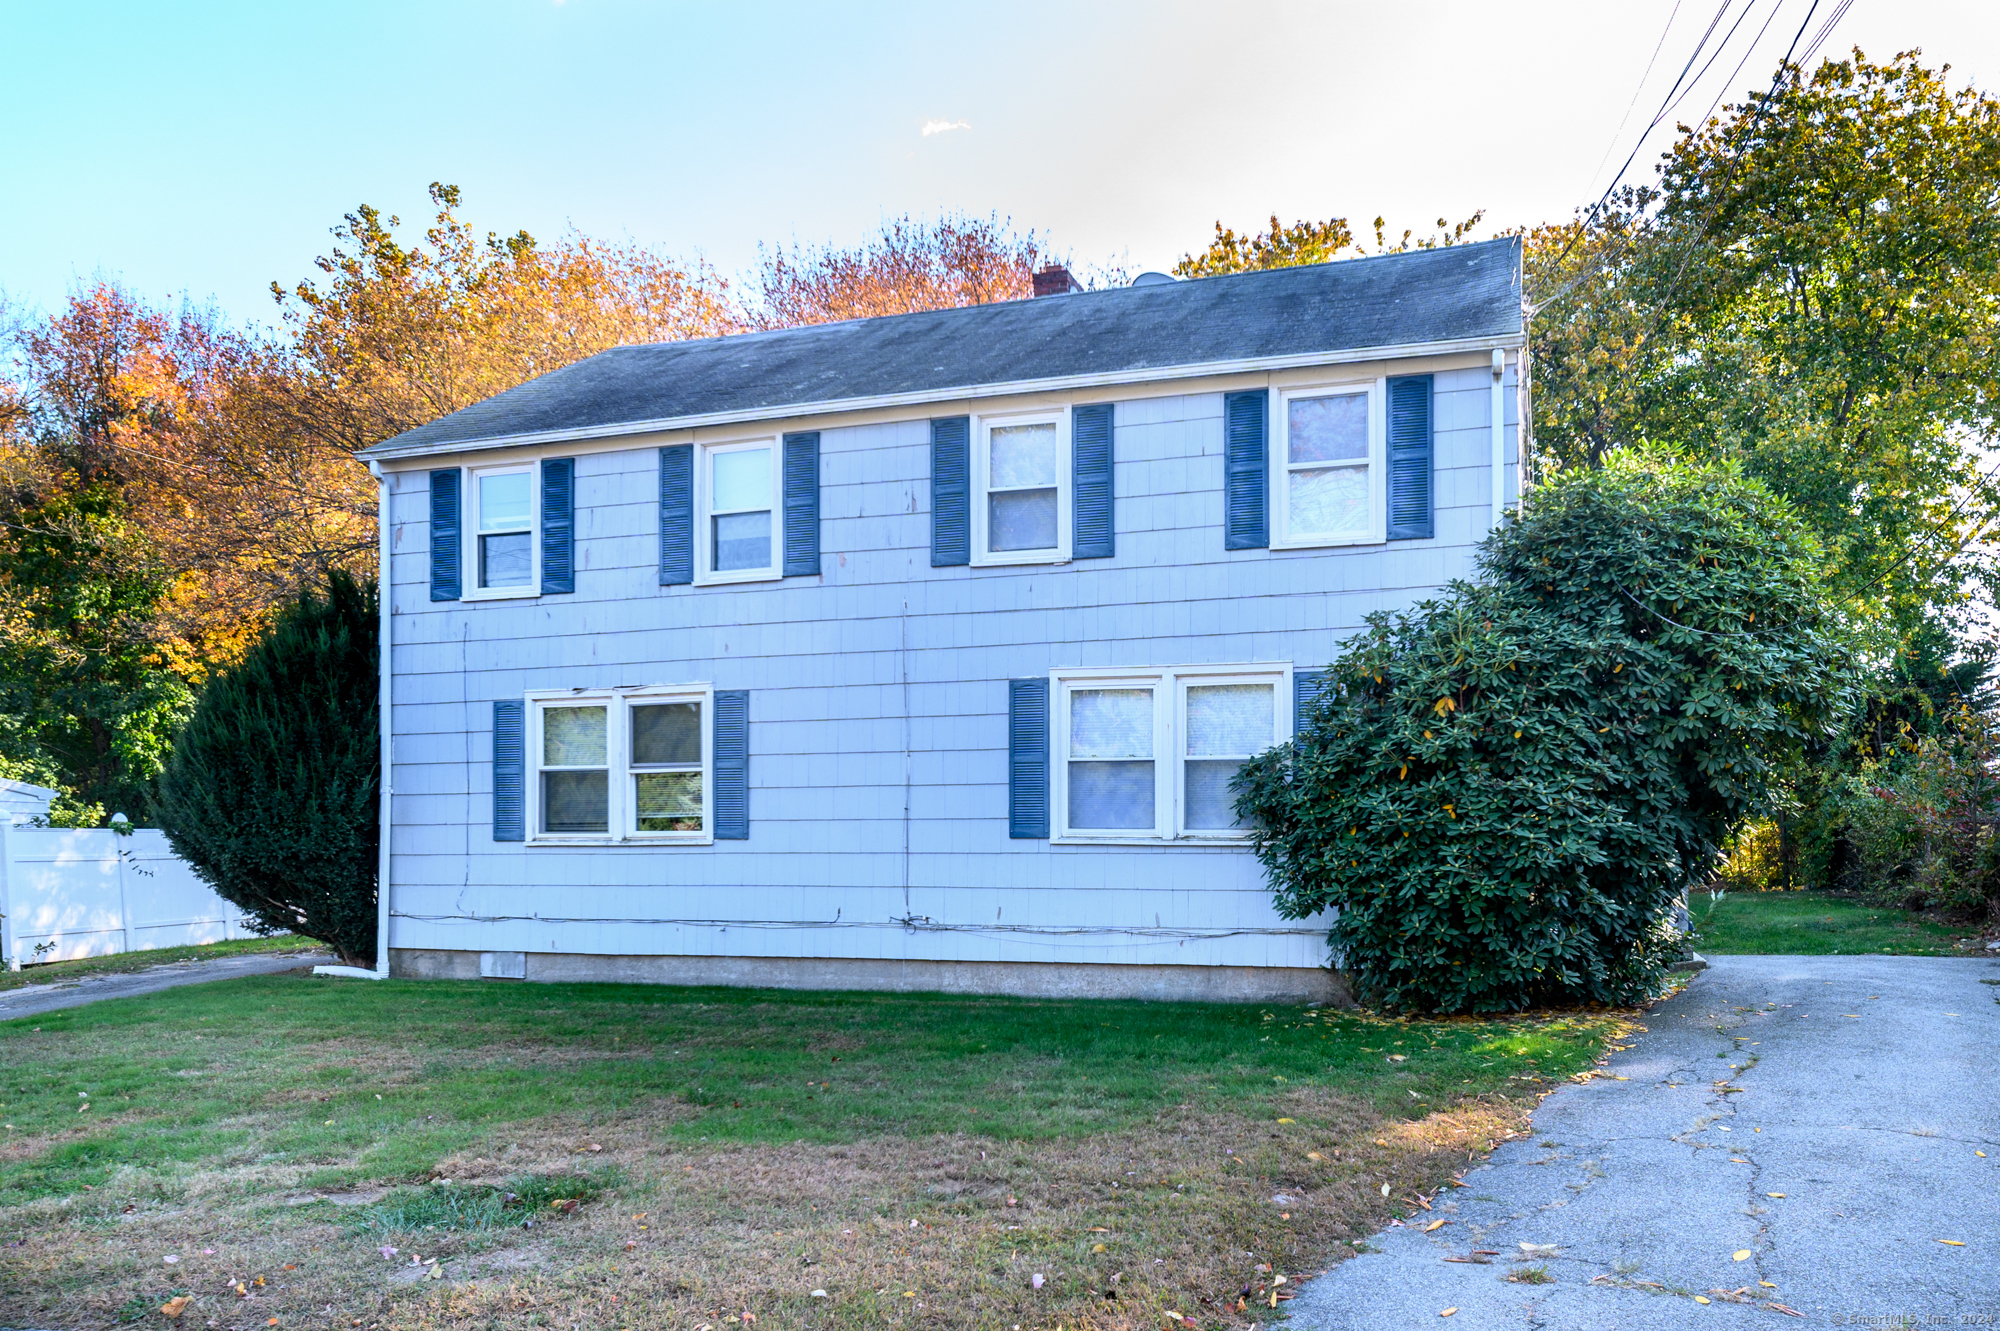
[1273,382,1383,547]
[528,686,713,842]
[974,411,1067,564]
[1053,664,1289,842]
[699,440,780,583]
[467,463,537,596]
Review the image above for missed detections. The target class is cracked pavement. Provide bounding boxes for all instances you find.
[1285,954,2000,1329]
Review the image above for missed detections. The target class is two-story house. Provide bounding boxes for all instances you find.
[355,237,1527,1002]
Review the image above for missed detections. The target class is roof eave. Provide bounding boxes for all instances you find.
[358,328,1526,464]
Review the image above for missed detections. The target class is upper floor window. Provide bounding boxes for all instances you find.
[1053,664,1289,842]
[469,463,536,596]
[530,686,712,842]
[974,411,1068,565]
[700,440,780,584]
[1274,382,1382,547]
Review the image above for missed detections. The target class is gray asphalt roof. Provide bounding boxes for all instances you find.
[361,236,1523,459]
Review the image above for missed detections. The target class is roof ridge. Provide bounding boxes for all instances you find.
[362,237,1524,459]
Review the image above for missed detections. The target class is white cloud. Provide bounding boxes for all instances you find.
[921,119,971,137]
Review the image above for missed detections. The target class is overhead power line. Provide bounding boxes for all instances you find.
[1584,0,1686,196]
[1536,0,1746,289]
[1530,0,1835,312]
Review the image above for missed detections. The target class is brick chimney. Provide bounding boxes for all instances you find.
[1032,265,1075,297]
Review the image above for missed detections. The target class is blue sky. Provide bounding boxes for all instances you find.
[4,0,1998,327]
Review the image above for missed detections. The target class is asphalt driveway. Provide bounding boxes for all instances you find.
[1287,954,2000,1329]
[0,948,334,1021]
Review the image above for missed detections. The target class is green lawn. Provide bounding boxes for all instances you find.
[0,975,1609,1191]
[0,934,313,993]
[0,972,1628,1330]
[1691,890,1970,956]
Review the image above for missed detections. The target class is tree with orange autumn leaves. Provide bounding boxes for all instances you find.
[0,184,737,822]
[2,187,1066,822]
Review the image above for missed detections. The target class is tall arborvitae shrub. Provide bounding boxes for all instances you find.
[156,570,378,964]
[1234,456,1849,1013]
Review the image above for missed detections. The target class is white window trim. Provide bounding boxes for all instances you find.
[971,408,1070,567]
[1051,662,1292,846]
[1271,379,1387,550]
[463,462,539,600]
[695,437,783,586]
[524,684,715,846]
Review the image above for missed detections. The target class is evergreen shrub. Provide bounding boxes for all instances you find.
[1233,456,1849,1012]
[155,571,379,964]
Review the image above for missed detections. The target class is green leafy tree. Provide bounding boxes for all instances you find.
[1530,51,2000,640]
[0,482,191,824]
[154,571,379,965]
[1233,457,1848,1012]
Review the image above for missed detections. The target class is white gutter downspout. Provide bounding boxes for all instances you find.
[315,462,392,981]
[1490,349,1507,531]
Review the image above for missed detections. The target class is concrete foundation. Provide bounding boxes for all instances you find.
[389,948,1353,1005]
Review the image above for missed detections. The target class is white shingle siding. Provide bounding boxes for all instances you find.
[382,360,1518,976]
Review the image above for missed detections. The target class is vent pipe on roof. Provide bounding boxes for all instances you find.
[1130,272,1174,287]
[1031,266,1075,297]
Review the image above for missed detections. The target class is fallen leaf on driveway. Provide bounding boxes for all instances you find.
[1733,1250,1751,1261]
[1764,1302,1805,1317]
[1693,1296,1711,1304]
[1439,1308,1457,1317]
[1766,1193,1785,1198]
[1424,1219,1448,1232]
[1937,1240,1965,1246]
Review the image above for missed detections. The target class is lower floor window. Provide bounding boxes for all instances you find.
[531,686,712,841]
[1055,665,1289,841]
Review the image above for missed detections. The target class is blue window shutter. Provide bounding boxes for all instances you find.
[713,689,749,839]
[429,468,461,601]
[1072,403,1114,559]
[1386,374,1435,540]
[1223,390,1268,550]
[1008,678,1050,839]
[659,444,694,585]
[1293,670,1328,733]
[930,415,970,567]
[492,700,525,842]
[782,431,820,576]
[540,457,575,595]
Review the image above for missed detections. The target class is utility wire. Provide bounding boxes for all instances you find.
[1684,0,1791,133]
[1536,0,1745,288]
[1657,0,1769,125]
[1583,0,1686,197]
[1531,0,1831,310]
[388,911,1325,940]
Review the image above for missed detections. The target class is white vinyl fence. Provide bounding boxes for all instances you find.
[0,822,256,970]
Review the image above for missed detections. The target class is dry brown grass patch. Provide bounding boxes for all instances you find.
[0,1093,1540,1331]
